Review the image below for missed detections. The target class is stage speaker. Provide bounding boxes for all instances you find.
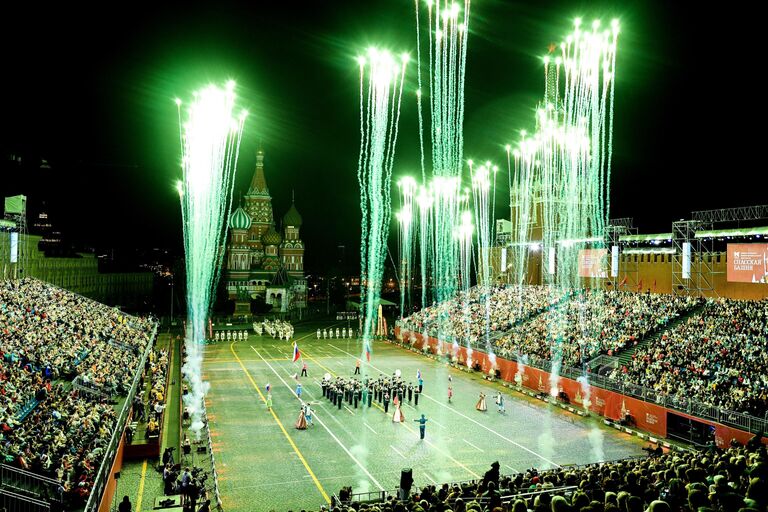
[400,468,413,491]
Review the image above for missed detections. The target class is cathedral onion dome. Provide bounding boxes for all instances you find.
[282,203,302,227]
[229,207,252,231]
[262,224,282,246]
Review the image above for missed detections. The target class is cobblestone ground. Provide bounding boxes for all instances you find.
[202,321,646,512]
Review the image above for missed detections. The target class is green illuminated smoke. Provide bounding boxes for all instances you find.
[396,177,417,318]
[508,19,619,391]
[357,49,408,346]
[176,81,246,434]
[416,0,472,308]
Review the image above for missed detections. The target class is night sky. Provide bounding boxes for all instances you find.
[1,2,763,272]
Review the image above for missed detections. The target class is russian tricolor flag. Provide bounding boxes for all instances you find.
[292,342,301,363]
[365,340,371,362]
[416,369,421,380]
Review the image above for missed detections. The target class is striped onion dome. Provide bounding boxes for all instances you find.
[229,207,252,230]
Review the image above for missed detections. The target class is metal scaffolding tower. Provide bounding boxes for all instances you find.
[692,205,768,224]
[672,220,715,297]
[605,218,638,291]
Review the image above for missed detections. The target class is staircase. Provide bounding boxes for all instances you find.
[614,302,706,368]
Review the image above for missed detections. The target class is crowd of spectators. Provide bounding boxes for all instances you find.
[398,286,570,345]
[144,347,169,438]
[492,291,700,366]
[0,278,155,505]
[398,288,768,416]
[612,298,768,416]
[399,286,700,368]
[305,437,768,512]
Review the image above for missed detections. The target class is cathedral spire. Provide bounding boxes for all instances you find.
[249,147,268,195]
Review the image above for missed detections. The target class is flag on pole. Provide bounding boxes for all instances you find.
[365,340,371,362]
[265,383,271,393]
[292,342,301,363]
[416,369,421,380]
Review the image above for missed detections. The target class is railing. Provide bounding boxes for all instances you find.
[343,474,523,506]
[84,323,158,512]
[341,483,579,509]
[587,354,619,372]
[72,375,112,398]
[518,352,768,434]
[560,456,645,470]
[0,465,62,506]
[108,337,135,352]
[0,488,51,512]
[499,485,578,505]
[344,489,396,504]
[396,328,768,437]
[200,400,224,510]
[13,397,40,422]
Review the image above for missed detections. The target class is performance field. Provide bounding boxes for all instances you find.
[202,321,646,511]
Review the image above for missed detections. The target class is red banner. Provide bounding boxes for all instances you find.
[394,327,763,448]
[579,249,608,278]
[727,243,768,283]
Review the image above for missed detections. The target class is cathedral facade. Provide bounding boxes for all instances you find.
[225,149,306,314]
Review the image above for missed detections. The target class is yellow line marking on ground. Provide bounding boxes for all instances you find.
[135,460,148,512]
[300,345,480,479]
[251,347,385,491]
[205,356,334,364]
[229,340,330,504]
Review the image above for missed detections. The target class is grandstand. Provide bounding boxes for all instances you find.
[0,278,157,511]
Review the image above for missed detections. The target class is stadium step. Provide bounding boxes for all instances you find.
[614,301,706,368]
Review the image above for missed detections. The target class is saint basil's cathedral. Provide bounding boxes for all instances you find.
[225,149,306,314]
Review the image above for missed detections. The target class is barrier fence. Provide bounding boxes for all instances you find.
[0,323,157,512]
[340,483,579,509]
[0,465,61,507]
[84,323,158,512]
[200,400,224,510]
[0,488,51,512]
[395,324,768,439]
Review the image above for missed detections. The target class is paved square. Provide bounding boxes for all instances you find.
[202,322,646,511]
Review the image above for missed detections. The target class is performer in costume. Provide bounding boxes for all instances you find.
[476,392,487,412]
[392,395,405,422]
[266,393,273,410]
[304,403,313,426]
[295,406,307,430]
[496,392,505,414]
[448,385,453,403]
[413,414,428,439]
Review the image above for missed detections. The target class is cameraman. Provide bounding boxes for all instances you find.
[163,463,178,495]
